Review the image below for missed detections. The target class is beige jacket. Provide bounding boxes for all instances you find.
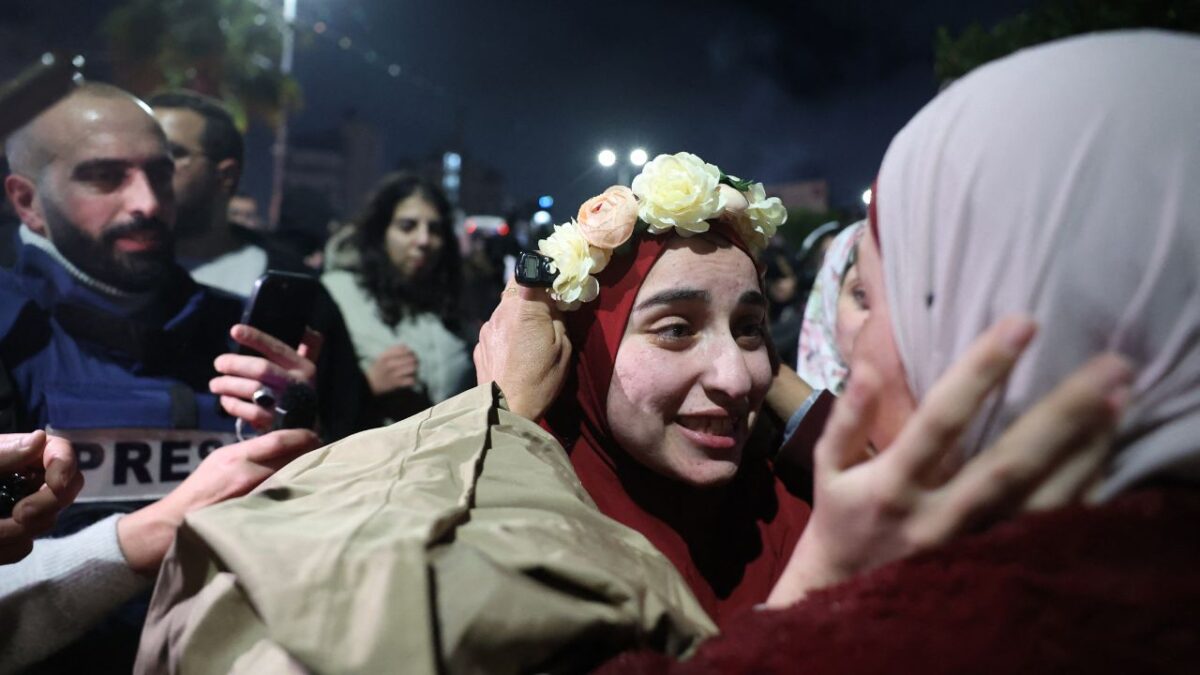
[135,385,716,675]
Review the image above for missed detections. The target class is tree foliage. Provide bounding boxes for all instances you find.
[935,0,1200,84]
[102,0,302,128]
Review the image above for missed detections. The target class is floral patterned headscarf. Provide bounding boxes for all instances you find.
[796,221,864,394]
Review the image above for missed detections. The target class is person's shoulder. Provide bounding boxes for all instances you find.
[231,225,309,274]
[180,272,246,324]
[320,268,365,299]
[0,268,44,340]
[320,268,356,284]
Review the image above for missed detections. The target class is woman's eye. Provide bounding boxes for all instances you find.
[392,218,419,232]
[735,320,766,347]
[852,286,869,310]
[651,322,695,345]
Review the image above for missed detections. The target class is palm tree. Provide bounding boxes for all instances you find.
[102,0,302,129]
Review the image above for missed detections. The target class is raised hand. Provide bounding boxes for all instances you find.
[0,431,83,564]
[209,325,321,432]
[766,316,1133,607]
[474,280,572,420]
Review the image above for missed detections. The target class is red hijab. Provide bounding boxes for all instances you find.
[543,223,811,626]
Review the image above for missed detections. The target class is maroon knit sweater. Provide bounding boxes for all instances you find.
[598,487,1200,674]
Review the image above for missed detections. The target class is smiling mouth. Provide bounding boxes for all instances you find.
[675,414,745,451]
[677,416,736,436]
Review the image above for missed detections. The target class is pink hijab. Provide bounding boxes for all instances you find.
[875,30,1200,498]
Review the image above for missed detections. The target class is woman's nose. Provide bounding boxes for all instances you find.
[413,222,432,247]
[701,336,754,402]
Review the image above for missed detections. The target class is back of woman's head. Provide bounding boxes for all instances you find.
[351,172,462,327]
[874,30,1200,496]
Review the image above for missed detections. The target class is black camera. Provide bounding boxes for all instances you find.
[515,250,557,288]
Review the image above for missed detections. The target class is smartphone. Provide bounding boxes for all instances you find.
[237,271,320,357]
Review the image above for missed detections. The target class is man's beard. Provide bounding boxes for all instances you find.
[43,198,176,293]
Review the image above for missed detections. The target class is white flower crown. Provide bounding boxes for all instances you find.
[537,152,788,310]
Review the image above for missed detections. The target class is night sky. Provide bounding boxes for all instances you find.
[6,0,1038,218]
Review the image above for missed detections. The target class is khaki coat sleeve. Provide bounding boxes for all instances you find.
[136,385,716,675]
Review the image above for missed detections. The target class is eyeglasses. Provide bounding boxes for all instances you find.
[167,142,211,167]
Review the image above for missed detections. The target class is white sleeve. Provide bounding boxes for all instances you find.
[0,514,151,672]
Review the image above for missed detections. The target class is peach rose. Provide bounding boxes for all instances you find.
[576,186,639,249]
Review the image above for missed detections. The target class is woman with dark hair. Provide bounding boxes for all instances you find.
[322,173,472,422]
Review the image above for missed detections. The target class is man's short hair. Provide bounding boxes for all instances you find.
[146,90,244,168]
[5,82,144,180]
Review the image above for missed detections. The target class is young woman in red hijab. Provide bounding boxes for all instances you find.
[544,218,806,623]
[477,151,1128,629]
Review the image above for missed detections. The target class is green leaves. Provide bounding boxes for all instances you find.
[719,172,755,193]
[102,0,302,129]
[934,0,1200,85]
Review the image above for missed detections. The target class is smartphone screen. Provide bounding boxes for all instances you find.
[237,271,320,357]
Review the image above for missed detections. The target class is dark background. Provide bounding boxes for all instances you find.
[1,0,1043,222]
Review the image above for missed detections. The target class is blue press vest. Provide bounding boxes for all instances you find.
[0,245,244,510]
[0,245,242,432]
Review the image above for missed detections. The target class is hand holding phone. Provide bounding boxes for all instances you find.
[237,271,320,357]
[211,272,321,433]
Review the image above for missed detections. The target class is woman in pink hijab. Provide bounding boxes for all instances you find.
[797,221,866,394]
[607,30,1200,673]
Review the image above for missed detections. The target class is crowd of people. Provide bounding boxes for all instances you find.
[1,28,1198,674]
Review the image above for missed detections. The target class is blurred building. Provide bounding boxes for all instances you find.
[764,179,830,212]
[410,151,508,216]
[285,113,383,219]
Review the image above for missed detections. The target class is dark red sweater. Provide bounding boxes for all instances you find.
[599,487,1200,674]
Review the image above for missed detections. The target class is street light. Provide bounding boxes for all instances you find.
[861,187,873,206]
[268,0,299,229]
[598,147,648,186]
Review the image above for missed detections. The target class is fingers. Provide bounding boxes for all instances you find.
[552,318,572,368]
[886,316,1036,481]
[0,431,44,471]
[209,375,263,402]
[932,353,1132,537]
[213,353,297,391]
[474,322,493,383]
[380,343,416,360]
[814,366,881,477]
[373,350,419,385]
[7,468,81,541]
[10,485,63,536]
[228,325,316,382]
[377,349,418,371]
[41,435,77,498]
[240,429,320,470]
[297,328,324,364]
[220,395,274,431]
[498,278,558,321]
[60,471,85,508]
[517,283,558,315]
[473,343,489,384]
[1023,426,1115,511]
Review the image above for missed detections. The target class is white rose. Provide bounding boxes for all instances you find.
[538,220,612,310]
[740,182,787,251]
[631,152,725,236]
